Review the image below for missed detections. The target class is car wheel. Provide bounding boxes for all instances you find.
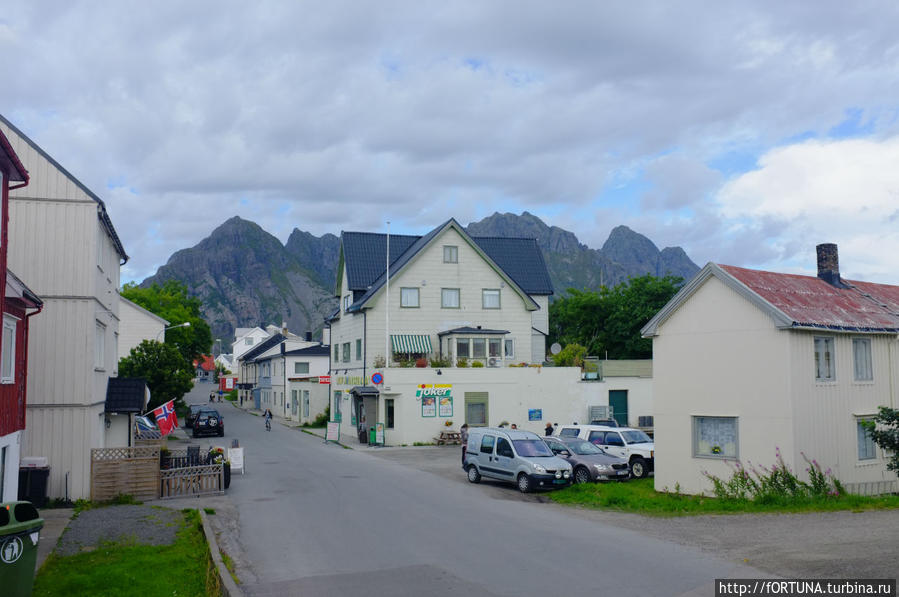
[574,466,592,484]
[630,457,648,479]
[517,473,532,493]
[466,465,481,484]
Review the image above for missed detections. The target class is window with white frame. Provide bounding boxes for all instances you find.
[692,416,738,459]
[472,338,486,359]
[95,321,106,370]
[344,295,352,312]
[852,337,873,381]
[342,342,350,362]
[246,337,254,346]
[814,336,835,381]
[303,390,310,417]
[1,316,16,383]
[504,338,514,359]
[488,338,501,358]
[482,289,500,309]
[400,287,419,308]
[456,338,470,359]
[857,419,876,461]
[441,288,460,309]
[355,339,362,360]
[443,245,458,263]
[295,362,310,374]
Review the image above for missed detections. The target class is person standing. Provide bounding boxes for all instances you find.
[545,422,554,436]
[460,423,469,468]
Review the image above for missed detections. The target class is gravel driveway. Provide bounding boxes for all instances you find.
[55,505,183,556]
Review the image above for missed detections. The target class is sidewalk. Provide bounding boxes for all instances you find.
[36,507,74,570]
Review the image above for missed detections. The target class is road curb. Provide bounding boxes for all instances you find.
[200,509,243,597]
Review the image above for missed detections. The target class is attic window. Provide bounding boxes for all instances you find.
[814,337,835,382]
[443,245,458,263]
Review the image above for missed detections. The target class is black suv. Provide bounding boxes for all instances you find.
[185,404,206,428]
[192,409,224,438]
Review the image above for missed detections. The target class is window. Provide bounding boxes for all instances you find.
[294,362,309,374]
[342,342,350,362]
[853,338,873,381]
[814,337,835,381]
[479,435,496,454]
[857,419,876,461]
[504,338,514,359]
[587,430,605,444]
[1,317,15,383]
[400,287,419,308]
[95,321,106,370]
[472,338,486,359]
[334,345,339,362]
[441,288,460,309]
[343,295,352,312]
[443,245,458,263]
[386,398,395,429]
[356,339,362,360]
[456,339,470,358]
[246,337,254,346]
[482,289,500,309]
[693,416,738,459]
[488,338,501,358]
[496,438,514,458]
[303,390,310,418]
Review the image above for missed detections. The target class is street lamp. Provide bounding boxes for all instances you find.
[156,321,191,342]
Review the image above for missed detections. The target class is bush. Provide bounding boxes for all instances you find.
[456,357,469,368]
[429,355,452,368]
[471,360,484,368]
[703,449,844,503]
[552,343,587,367]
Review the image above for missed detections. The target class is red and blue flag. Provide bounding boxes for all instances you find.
[153,399,178,436]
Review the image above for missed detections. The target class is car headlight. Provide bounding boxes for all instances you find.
[555,470,562,479]
[534,464,546,474]
[594,464,612,472]
[563,469,570,478]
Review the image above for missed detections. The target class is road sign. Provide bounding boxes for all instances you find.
[371,372,383,385]
[319,375,331,384]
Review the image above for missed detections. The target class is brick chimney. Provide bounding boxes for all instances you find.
[816,243,846,288]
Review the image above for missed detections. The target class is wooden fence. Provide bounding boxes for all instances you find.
[159,464,224,499]
[91,446,160,502]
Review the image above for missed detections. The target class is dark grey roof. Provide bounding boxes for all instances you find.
[241,333,285,362]
[437,327,510,336]
[0,114,128,263]
[337,219,552,315]
[350,386,380,397]
[105,377,147,413]
[283,345,331,357]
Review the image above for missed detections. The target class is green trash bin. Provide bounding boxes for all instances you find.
[369,426,376,445]
[0,501,44,597]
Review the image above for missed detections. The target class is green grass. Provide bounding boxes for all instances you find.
[549,478,899,516]
[34,509,215,597]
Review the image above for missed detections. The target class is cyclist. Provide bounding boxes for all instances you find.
[263,408,273,431]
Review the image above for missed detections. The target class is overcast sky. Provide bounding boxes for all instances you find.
[3,2,899,284]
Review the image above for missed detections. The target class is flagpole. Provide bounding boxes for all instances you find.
[385,220,390,369]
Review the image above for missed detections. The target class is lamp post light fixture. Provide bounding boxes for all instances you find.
[156,321,191,342]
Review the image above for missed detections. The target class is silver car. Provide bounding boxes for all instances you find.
[543,436,630,484]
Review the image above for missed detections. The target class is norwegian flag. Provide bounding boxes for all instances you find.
[152,400,179,436]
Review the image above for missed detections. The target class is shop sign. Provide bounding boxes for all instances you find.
[417,384,452,417]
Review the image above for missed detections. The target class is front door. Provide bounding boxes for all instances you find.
[609,390,628,427]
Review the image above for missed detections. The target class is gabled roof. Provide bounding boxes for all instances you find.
[283,345,330,357]
[642,262,899,337]
[120,296,169,325]
[336,219,551,316]
[239,333,285,362]
[0,114,128,263]
[194,355,215,372]
[5,269,42,310]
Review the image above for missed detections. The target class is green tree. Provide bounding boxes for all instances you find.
[119,340,194,411]
[548,274,682,359]
[121,280,213,364]
[862,407,899,475]
[552,343,587,367]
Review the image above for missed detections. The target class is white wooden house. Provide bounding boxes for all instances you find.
[642,244,898,495]
[1,115,128,500]
[118,296,168,361]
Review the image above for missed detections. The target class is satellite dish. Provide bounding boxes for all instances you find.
[550,343,562,355]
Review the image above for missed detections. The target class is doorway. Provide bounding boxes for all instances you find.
[609,390,628,427]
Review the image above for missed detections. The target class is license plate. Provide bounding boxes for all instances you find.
[553,479,568,484]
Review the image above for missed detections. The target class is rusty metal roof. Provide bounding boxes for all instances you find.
[719,265,899,332]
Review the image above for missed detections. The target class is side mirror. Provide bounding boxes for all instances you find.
[560,450,571,457]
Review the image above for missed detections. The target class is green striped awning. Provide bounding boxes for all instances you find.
[391,334,432,354]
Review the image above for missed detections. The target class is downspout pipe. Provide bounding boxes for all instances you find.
[23,303,44,429]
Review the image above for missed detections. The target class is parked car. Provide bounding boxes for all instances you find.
[589,418,618,427]
[185,404,206,428]
[134,414,158,432]
[555,424,655,479]
[464,427,572,493]
[193,408,224,438]
[543,436,630,484]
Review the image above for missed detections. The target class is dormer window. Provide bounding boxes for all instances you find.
[344,294,352,312]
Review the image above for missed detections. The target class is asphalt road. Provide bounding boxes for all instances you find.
[182,384,765,597]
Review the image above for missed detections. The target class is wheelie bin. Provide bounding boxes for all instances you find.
[0,501,44,597]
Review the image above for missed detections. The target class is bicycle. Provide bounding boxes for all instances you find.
[265,417,271,431]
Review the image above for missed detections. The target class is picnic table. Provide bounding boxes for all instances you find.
[435,430,462,445]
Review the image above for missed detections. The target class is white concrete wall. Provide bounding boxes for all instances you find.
[333,366,599,446]
[595,375,654,428]
[103,412,131,448]
[650,275,793,495]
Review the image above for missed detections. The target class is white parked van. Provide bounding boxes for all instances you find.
[465,427,572,493]
[555,424,655,479]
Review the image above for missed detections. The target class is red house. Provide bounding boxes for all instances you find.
[0,128,43,502]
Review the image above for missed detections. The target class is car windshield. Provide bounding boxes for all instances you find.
[621,430,652,444]
[565,439,604,455]
[512,439,554,457]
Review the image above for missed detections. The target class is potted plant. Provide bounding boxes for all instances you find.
[159,446,172,470]
[207,447,231,489]
[415,357,428,368]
